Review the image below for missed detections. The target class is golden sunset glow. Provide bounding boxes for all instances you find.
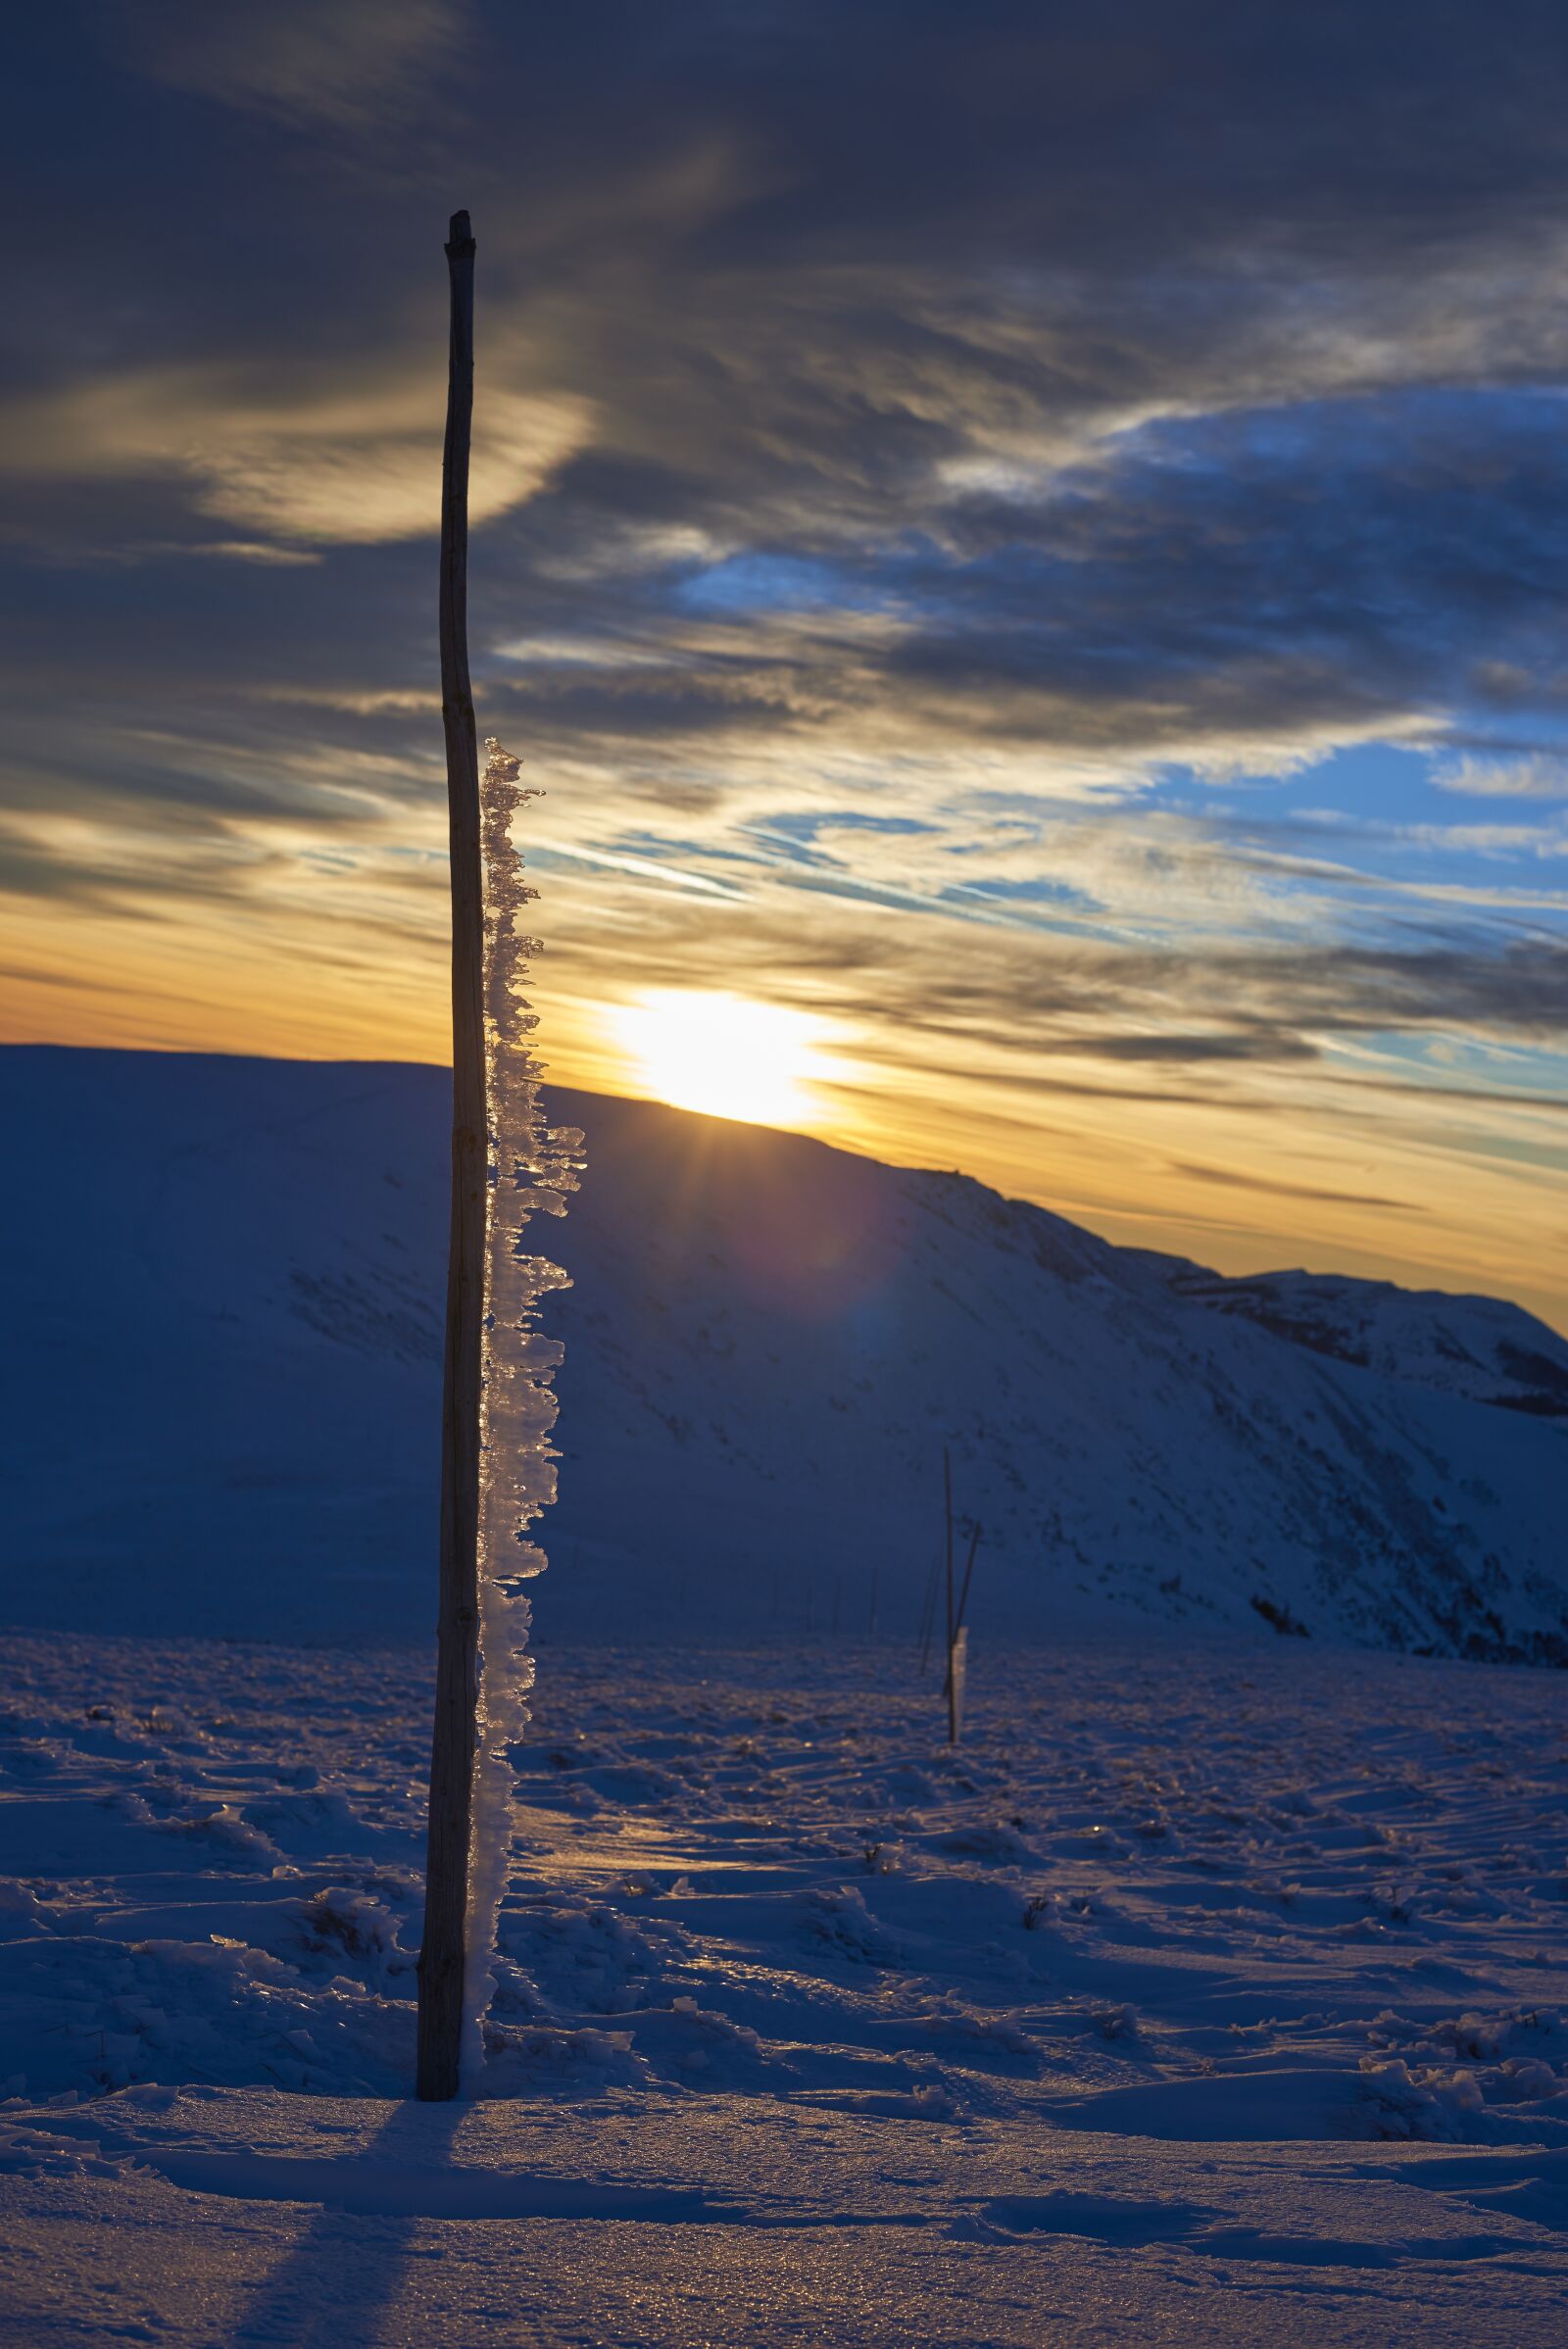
[609,990,831,1127]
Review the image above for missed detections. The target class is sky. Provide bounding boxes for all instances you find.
[2,2,1567,1330]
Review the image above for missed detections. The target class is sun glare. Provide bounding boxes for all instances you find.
[611,990,827,1127]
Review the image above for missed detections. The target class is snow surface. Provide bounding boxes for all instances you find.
[3,1044,1567,2341]
[2,1629,1566,2342]
[2,1045,1565,1663]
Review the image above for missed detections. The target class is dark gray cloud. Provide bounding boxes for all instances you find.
[8,4,1568,784]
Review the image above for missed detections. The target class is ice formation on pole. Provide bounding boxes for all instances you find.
[461,737,583,2086]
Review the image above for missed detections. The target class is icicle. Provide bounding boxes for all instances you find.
[460,738,584,2087]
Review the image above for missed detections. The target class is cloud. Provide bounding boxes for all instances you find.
[1169,1160,1417,1212]
[194,386,591,545]
[4,0,1568,1327]
[0,366,590,546]
[117,0,469,132]
[1435,754,1568,802]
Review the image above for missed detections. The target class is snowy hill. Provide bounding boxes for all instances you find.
[1135,1259,1568,1420]
[1,1045,1564,1662]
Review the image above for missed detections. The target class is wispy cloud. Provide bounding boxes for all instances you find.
[117,0,471,133]
[0,366,590,545]
[1435,754,1568,802]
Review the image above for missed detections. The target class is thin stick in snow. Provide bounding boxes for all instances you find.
[917,1545,940,1675]
[417,206,484,2106]
[955,1522,981,1640]
[416,212,581,2102]
[944,1447,959,1745]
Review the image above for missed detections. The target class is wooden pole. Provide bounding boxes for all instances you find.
[917,1549,939,1675]
[949,1625,968,1742]
[944,1446,957,1744]
[417,206,484,2104]
[954,1522,981,1639]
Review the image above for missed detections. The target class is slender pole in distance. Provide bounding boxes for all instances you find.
[417,207,484,2103]
[944,1446,957,1744]
[955,1522,981,1641]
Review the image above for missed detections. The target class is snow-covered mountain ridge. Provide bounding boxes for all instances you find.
[1,1046,1563,1663]
[1133,1258,1568,1420]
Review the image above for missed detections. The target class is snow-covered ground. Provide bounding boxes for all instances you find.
[4,1044,1567,2341]
[3,1625,1567,2342]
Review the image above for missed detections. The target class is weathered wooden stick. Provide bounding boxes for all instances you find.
[954,1522,981,1640]
[949,1624,969,1743]
[944,1446,958,1745]
[416,206,483,2105]
[917,1549,939,1674]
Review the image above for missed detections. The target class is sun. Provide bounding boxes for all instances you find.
[610,990,827,1127]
